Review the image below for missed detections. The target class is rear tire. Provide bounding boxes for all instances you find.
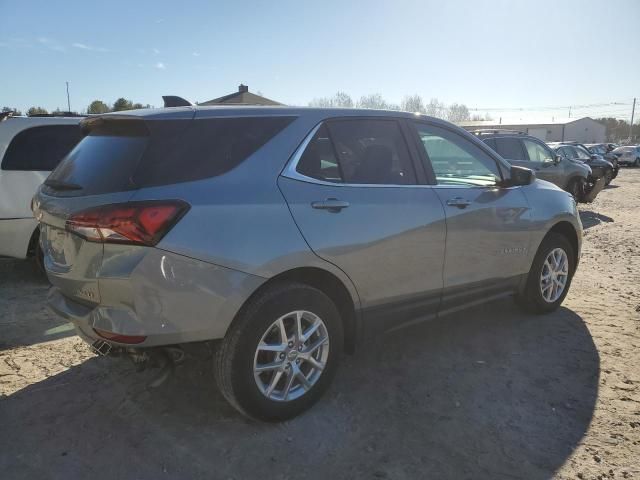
[214,282,343,421]
[517,233,576,314]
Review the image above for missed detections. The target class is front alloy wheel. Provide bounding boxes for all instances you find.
[254,311,329,401]
[539,248,569,303]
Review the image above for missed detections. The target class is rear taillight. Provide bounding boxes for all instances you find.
[66,200,189,246]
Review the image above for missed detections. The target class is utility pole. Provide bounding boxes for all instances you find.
[629,97,636,142]
[66,81,71,112]
[568,106,571,118]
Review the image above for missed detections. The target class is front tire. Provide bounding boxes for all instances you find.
[214,282,343,421]
[566,178,584,201]
[517,233,575,314]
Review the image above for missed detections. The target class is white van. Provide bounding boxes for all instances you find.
[0,114,82,263]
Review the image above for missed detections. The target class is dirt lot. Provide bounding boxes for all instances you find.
[1,170,639,480]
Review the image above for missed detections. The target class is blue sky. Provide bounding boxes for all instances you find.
[1,0,638,122]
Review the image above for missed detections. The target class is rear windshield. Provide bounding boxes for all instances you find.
[44,116,295,196]
[2,124,82,171]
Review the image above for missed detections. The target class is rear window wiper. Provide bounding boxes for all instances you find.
[44,179,83,191]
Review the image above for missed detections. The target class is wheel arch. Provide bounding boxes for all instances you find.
[234,267,360,354]
[545,220,580,269]
[26,224,40,258]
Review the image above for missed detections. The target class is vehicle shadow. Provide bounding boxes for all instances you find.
[0,259,74,350]
[579,210,614,230]
[0,301,598,480]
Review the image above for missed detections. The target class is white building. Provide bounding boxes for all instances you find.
[458,117,606,143]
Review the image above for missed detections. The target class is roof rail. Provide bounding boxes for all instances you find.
[468,128,526,135]
[28,112,86,118]
[162,95,193,108]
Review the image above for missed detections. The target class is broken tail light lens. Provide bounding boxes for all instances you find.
[66,200,189,246]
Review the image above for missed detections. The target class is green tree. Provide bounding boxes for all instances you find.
[27,106,48,116]
[87,100,110,114]
[112,98,133,112]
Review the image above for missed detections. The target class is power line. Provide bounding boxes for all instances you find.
[469,101,632,112]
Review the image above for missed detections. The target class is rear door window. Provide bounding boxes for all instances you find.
[296,124,342,182]
[296,119,417,185]
[493,137,527,161]
[1,125,82,171]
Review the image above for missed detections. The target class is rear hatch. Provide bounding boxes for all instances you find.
[34,110,195,305]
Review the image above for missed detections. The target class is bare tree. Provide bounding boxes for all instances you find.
[446,103,470,122]
[470,112,494,121]
[356,93,390,110]
[401,94,425,113]
[425,98,445,118]
[309,91,354,108]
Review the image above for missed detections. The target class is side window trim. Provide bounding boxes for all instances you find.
[283,117,424,188]
[409,120,507,187]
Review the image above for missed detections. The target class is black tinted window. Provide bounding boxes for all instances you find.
[296,125,342,182]
[45,135,148,196]
[135,116,295,187]
[326,119,416,185]
[2,125,81,171]
[483,138,497,151]
[494,137,526,161]
[45,116,294,196]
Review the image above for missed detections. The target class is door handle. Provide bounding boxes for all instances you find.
[311,198,350,212]
[446,197,472,209]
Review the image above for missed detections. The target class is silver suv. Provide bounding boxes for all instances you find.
[33,107,582,421]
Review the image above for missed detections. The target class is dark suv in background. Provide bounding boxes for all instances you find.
[547,142,616,186]
[470,130,602,202]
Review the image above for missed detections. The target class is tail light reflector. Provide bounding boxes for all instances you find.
[94,328,146,344]
[66,200,189,246]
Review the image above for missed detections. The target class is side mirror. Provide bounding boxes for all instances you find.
[555,155,562,164]
[590,154,599,160]
[506,165,535,187]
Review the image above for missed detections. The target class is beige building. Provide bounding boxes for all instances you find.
[458,117,606,143]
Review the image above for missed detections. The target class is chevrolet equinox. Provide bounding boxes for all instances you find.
[33,107,582,421]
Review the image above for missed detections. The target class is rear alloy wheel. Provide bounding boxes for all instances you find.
[517,233,575,313]
[253,311,330,402]
[214,282,343,421]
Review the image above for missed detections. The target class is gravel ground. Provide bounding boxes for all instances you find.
[1,170,639,480]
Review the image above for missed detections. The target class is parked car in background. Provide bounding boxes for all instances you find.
[585,143,620,176]
[470,129,597,201]
[33,107,583,421]
[0,112,82,265]
[606,143,619,153]
[558,141,618,182]
[548,142,615,187]
[611,145,640,167]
